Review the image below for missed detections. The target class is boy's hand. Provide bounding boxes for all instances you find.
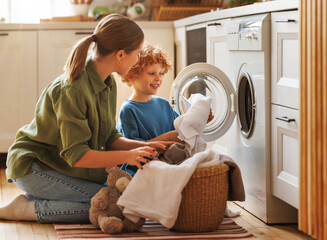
[207,109,214,123]
[149,130,184,144]
[162,131,184,144]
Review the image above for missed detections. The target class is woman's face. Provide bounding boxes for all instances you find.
[117,41,144,76]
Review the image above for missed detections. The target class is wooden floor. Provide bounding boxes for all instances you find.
[0,168,314,240]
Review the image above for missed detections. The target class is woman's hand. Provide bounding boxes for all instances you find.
[125,146,158,170]
[75,138,178,169]
[147,141,175,154]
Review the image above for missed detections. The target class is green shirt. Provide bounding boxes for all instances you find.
[6,60,122,184]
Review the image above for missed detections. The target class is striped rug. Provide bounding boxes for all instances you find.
[54,218,257,240]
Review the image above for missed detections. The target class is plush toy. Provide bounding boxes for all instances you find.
[159,143,189,165]
[89,166,145,234]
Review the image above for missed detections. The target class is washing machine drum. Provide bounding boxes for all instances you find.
[170,63,255,142]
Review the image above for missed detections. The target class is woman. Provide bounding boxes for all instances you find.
[0,14,172,224]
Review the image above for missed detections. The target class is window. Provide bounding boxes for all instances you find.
[1,0,71,23]
[0,0,9,22]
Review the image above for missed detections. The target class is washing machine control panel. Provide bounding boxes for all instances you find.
[226,13,270,51]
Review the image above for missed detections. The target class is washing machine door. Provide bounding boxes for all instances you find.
[170,63,236,142]
[236,70,256,139]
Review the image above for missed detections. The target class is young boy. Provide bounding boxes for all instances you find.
[116,44,180,176]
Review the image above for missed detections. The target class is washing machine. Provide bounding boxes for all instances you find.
[170,13,297,223]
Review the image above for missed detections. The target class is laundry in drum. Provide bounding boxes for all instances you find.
[184,76,210,98]
[181,95,191,111]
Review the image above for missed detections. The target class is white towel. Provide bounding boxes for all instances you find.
[117,149,220,228]
[174,94,212,156]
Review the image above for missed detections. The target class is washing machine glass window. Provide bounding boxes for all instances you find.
[237,71,255,138]
[170,63,236,142]
[179,73,229,130]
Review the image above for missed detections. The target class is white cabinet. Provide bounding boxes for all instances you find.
[271,10,299,110]
[174,26,186,75]
[271,105,299,208]
[271,10,300,208]
[38,30,93,96]
[0,31,37,152]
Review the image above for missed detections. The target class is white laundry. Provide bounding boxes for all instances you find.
[117,149,220,228]
[174,94,212,156]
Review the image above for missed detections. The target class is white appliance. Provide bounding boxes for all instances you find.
[170,13,297,223]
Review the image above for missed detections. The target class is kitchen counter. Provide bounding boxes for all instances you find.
[0,21,173,31]
[174,0,299,28]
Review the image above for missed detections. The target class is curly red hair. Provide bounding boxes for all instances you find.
[121,43,172,87]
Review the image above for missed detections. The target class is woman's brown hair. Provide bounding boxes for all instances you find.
[64,14,144,82]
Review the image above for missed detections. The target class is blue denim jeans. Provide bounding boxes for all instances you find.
[13,162,106,224]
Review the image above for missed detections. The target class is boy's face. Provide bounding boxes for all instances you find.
[131,63,165,97]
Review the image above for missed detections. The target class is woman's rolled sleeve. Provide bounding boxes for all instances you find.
[106,129,123,148]
[54,86,92,166]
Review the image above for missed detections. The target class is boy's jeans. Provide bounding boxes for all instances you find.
[13,162,106,223]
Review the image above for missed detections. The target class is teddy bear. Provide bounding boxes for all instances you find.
[159,142,189,165]
[89,166,145,234]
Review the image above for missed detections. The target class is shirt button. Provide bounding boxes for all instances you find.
[100,146,104,151]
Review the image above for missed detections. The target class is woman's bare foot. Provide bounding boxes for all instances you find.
[0,194,36,221]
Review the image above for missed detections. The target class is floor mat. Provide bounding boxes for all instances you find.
[54,218,257,240]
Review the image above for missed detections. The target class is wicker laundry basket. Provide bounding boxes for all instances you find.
[171,163,229,232]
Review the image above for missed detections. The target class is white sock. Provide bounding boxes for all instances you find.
[0,194,36,221]
[225,207,241,218]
